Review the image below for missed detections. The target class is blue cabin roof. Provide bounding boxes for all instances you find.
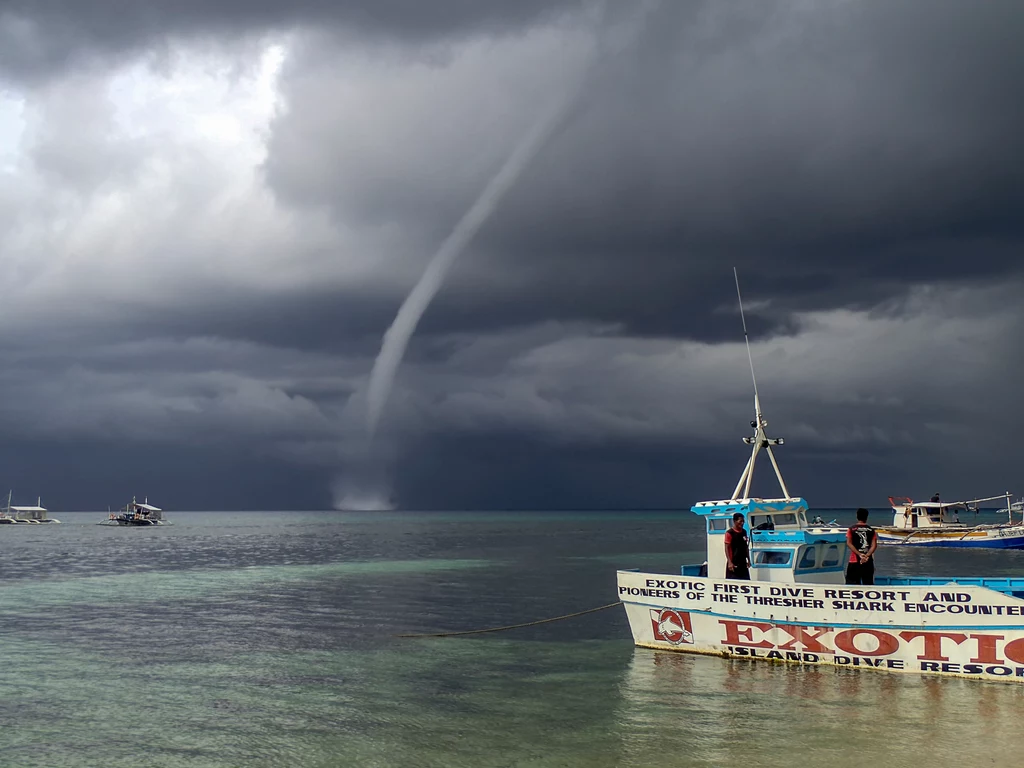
[690,498,809,517]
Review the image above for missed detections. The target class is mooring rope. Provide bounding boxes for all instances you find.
[395,601,622,638]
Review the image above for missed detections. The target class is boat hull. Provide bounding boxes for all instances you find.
[876,527,1024,549]
[618,570,1024,682]
[98,519,163,526]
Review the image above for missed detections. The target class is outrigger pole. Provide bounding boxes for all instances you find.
[731,268,791,501]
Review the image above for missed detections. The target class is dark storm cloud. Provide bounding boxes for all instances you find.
[0,437,328,510]
[2,0,1023,509]
[499,0,1024,298]
[0,0,587,81]
[264,0,1024,342]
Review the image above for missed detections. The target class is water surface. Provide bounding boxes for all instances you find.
[1,510,1022,766]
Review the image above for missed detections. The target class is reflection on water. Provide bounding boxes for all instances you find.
[1,510,1024,766]
[617,650,1024,767]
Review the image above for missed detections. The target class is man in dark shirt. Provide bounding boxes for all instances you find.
[724,513,750,580]
[846,507,878,585]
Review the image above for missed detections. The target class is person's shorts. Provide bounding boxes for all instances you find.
[845,559,875,585]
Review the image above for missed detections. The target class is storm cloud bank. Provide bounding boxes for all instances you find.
[0,0,1022,508]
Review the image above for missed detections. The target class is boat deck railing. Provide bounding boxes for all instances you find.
[876,575,1024,598]
[671,570,1024,598]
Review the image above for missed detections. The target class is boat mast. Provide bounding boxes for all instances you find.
[730,268,790,501]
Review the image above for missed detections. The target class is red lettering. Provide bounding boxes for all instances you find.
[899,631,968,661]
[719,620,774,649]
[834,629,899,657]
[777,625,833,653]
[969,634,1005,665]
[1003,638,1024,665]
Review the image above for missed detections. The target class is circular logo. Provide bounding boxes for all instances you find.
[656,609,692,645]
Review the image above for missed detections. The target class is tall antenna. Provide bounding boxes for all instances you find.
[730,269,790,500]
[733,267,759,410]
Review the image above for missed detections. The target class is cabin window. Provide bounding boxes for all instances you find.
[774,514,798,526]
[821,545,840,567]
[797,546,817,569]
[749,515,773,530]
[708,518,728,531]
[754,550,791,565]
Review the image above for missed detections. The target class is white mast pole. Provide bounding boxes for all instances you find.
[742,443,759,498]
[734,269,761,420]
[764,445,791,499]
[732,453,754,500]
[731,268,790,500]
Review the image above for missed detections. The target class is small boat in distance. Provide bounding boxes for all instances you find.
[876,494,1024,549]
[98,497,168,526]
[0,492,60,524]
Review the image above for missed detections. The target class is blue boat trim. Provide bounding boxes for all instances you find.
[879,536,1024,550]
[618,598,1024,632]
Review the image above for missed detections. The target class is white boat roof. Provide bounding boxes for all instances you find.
[894,499,1005,510]
[10,505,46,512]
[133,502,161,511]
[902,500,981,509]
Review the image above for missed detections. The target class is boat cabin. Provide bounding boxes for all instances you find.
[11,503,49,521]
[685,498,848,583]
[126,499,163,521]
[889,500,969,530]
[1,493,56,523]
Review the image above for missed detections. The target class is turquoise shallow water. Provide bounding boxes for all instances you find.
[1,510,1023,767]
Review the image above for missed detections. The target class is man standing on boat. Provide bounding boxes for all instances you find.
[724,513,750,580]
[846,508,878,585]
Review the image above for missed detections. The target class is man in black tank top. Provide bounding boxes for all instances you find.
[724,513,750,579]
[846,507,878,585]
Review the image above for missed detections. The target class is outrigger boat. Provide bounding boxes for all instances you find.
[98,497,167,526]
[877,495,1024,549]
[616,273,1024,682]
[0,492,60,524]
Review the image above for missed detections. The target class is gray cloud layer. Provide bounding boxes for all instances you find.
[0,0,587,80]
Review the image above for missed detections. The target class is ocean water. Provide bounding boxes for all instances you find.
[1,509,1023,767]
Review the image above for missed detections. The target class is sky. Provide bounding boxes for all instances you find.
[0,0,1022,511]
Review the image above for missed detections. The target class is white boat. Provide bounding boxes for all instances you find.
[616,273,1024,682]
[876,495,1024,549]
[0,492,60,524]
[98,497,168,526]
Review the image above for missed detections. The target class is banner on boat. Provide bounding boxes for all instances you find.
[619,572,1024,681]
[636,605,1024,679]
